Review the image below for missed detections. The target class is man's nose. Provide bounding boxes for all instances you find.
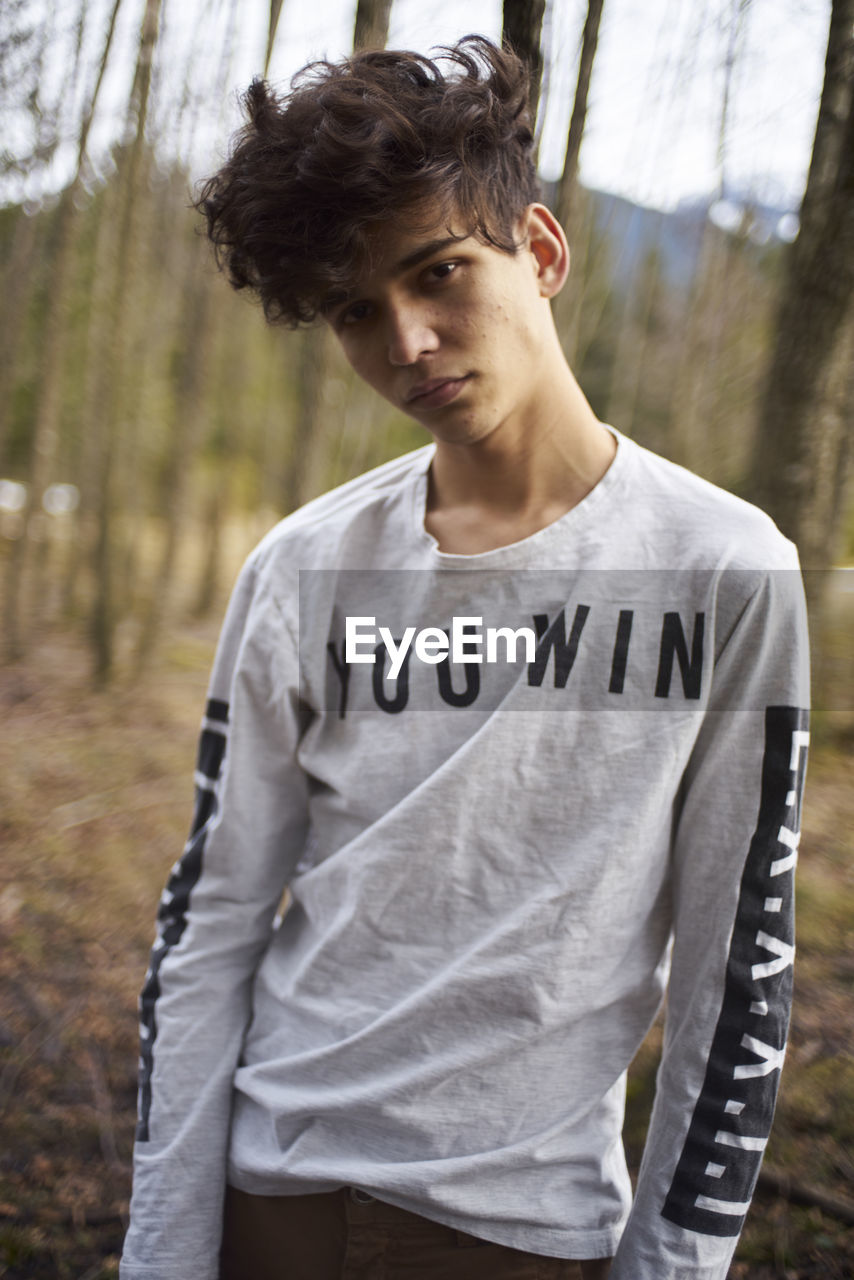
[386,303,439,366]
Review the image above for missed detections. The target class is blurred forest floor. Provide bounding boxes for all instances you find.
[0,596,852,1279]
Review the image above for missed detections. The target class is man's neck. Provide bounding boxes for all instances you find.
[424,361,616,555]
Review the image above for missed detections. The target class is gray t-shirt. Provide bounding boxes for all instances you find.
[122,431,809,1279]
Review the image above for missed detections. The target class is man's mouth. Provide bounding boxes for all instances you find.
[405,375,472,409]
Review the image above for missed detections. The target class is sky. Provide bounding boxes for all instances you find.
[3,0,832,214]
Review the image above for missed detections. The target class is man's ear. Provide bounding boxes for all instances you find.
[523,204,570,299]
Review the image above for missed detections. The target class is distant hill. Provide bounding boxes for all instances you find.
[542,181,798,290]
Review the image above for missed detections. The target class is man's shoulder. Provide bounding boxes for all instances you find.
[622,435,799,572]
[251,444,433,567]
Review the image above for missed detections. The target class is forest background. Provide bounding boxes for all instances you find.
[1,0,853,1276]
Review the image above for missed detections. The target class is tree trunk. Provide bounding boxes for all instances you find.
[554,0,605,240]
[133,261,214,673]
[748,0,854,571]
[284,326,334,513]
[604,229,664,438]
[192,477,227,619]
[666,0,750,477]
[353,0,393,52]
[89,0,163,684]
[501,0,546,123]
[282,0,394,515]
[2,0,124,662]
[665,217,729,473]
[191,280,249,618]
[265,0,285,75]
[0,209,39,469]
[130,0,243,670]
[62,171,122,626]
[552,0,606,365]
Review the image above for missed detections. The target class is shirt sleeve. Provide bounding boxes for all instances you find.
[609,557,810,1279]
[120,552,310,1280]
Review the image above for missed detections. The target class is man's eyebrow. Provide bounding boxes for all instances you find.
[320,235,468,312]
[320,289,351,314]
[392,235,467,275]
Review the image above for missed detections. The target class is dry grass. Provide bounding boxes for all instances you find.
[0,625,214,1278]
[1,623,852,1278]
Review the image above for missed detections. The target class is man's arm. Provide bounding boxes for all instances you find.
[610,559,810,1280]
[121,552,309,1280]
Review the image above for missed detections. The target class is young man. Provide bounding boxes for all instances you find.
[121,37,809,1280]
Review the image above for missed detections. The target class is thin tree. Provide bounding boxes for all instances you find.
[604,228,665,437]
[354,0,393,52]
[283,0,395,515]
[2,0,124,661]
[554,0,605,241]
[132,254,216,673]
[501,0,546,122]
[666,0,751,474]
[89,0,163,683]
[748,0,854,575]
[132,0,245,671]
[0,209,39,470]
[0,0,55,467]
[551,0,605,365]
[264,0,285,77]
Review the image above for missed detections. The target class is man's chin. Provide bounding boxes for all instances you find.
[419,419,502,450]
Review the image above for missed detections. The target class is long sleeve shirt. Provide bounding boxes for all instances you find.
[121,430,809,1279]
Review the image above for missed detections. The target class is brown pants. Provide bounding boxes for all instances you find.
[219,1186,613,1280]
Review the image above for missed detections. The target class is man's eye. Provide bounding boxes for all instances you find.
[427,262,457,282]
[341,301,372,326]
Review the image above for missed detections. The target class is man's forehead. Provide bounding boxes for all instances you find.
[367,199,470,260]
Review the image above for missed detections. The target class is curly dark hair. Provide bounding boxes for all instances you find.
[195,35,540,326]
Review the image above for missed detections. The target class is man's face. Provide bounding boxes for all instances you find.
[324,203,564,449]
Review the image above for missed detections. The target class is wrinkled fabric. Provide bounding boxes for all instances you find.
[122,432,809,1280]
